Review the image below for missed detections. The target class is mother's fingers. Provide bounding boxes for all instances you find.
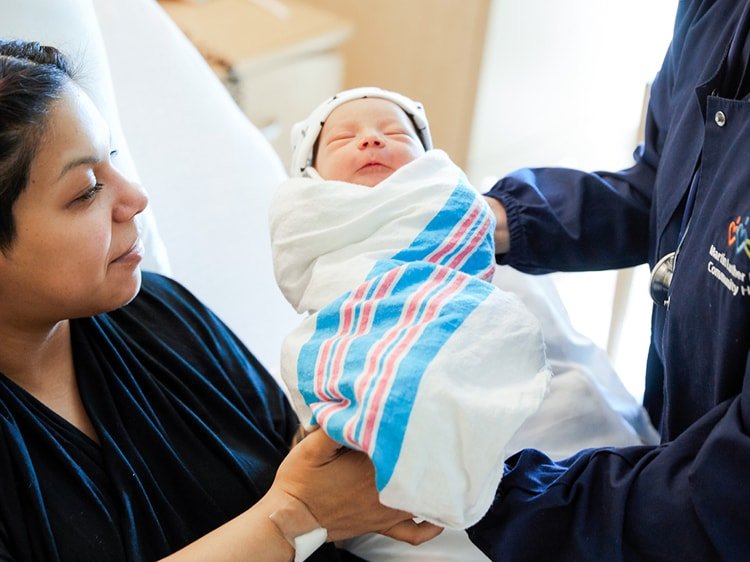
[292,426,343,461]
[381,519,444,545]
[277,428,444,545]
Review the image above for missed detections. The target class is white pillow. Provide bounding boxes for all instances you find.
[92,0,298,372]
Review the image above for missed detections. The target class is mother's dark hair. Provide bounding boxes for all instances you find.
[0,40,74,252]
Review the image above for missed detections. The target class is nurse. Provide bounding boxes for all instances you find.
[470,0,750,559]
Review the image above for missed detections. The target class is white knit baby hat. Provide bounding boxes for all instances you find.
[289,86,433,177]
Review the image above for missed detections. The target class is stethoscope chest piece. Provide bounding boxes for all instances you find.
[650,251,676,308]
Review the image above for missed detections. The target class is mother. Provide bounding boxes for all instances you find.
[0,40,438,561]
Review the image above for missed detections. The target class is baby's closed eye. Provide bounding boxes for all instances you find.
[327,132,355,145]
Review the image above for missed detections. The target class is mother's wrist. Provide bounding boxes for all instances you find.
[268,493,328,562]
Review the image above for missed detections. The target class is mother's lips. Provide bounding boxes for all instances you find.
[112,238,144,264]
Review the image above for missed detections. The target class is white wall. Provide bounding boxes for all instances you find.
[467,0,678,399]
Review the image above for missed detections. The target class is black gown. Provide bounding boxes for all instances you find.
[0,272,359,561]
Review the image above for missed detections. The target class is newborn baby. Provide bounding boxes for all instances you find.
[270,88,551,534]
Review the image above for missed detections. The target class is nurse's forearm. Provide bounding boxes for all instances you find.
[484,196,510,254]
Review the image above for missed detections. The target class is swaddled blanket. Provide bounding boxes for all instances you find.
[269,150,550,528]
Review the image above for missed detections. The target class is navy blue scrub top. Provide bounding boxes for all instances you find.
[473,0,750,560]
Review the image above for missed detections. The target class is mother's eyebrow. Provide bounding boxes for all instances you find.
[57,134,113,181]
[57,155,100,181]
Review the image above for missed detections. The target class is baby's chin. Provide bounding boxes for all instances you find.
[351,164,394,187]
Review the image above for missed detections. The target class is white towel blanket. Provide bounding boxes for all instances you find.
[269,150,551,528]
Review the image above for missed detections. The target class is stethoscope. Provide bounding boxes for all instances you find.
[649,161,700,309]
[649,244,677,308]
[649,225,694,309]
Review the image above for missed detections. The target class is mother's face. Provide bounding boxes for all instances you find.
[0,83,148,326]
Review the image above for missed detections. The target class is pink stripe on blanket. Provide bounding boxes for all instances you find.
[447,214,493,271]
[480,263,496,282]
[424,203,482,265]
[321,281,374,401]
[313,268,403,419]
[343,269,471,452]
[356,273,472,452]
[315,267,450,445]
[313,280,371,401]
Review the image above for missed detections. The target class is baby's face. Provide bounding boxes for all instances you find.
[314,98,425,187]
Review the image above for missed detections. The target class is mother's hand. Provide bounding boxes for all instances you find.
[272,429,443,544]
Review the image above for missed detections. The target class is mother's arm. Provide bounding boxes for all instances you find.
[162,430,441,562]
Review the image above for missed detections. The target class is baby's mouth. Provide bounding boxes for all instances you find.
[360,161,386,170]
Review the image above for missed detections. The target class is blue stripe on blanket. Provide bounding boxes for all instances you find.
[298,264,494,490]
[297,179,497,490]
[367,179,496,280]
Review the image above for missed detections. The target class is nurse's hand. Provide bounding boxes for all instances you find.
[484,195,510,254]
[271,428,443,544]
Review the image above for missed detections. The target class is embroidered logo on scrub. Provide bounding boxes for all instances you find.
[705,217,750,297]
[728,216,750,258]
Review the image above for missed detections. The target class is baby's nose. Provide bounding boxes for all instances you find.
[358,134,384,149]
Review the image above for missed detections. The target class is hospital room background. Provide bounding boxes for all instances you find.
[150,0,678,403]
[2,0,677,406]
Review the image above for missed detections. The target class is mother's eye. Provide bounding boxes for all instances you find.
[76,182,104,203]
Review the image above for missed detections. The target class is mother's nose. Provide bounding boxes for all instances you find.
[113,174,149,222]
[358,133,384,149]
